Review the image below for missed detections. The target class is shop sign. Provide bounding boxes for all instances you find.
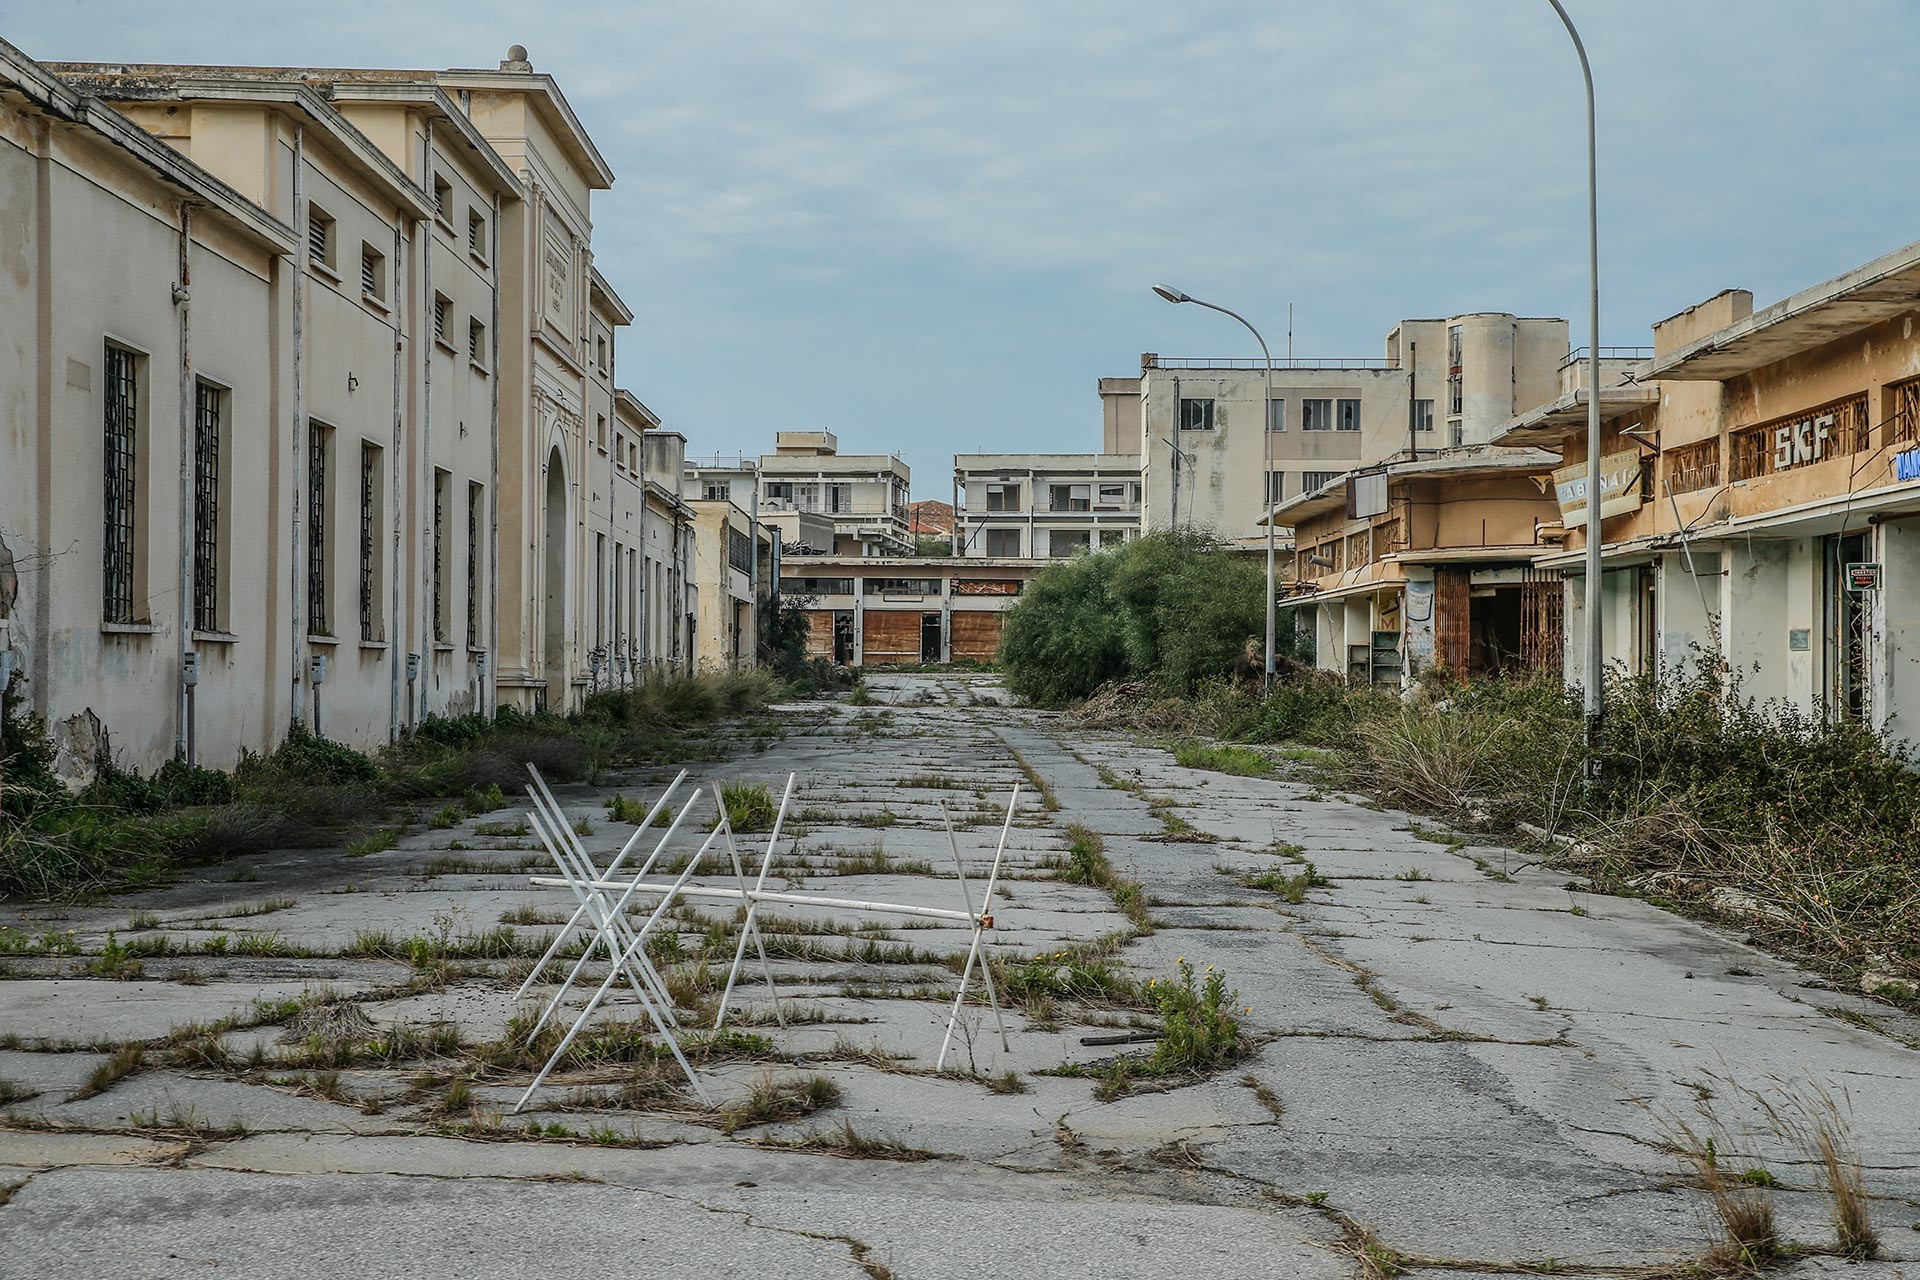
[1554,451,1643,528]
[1773,413,1833,470]
[1847,562,1881,592]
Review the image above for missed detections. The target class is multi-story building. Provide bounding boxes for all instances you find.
[1495,241,1920,738]
[689,432,911,558]
[1111,314,1572,547]
[0,41,709,779]
[780,556,1030,667]
[632,420,696,674]
[686,499,775,671]
[950,453,1143,558]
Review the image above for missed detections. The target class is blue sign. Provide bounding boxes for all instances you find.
[1898,448,1920,483]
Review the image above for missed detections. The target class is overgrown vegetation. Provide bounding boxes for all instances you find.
[1,671,783,900]
[997,530,1307,706]
[1062,628,1920,991]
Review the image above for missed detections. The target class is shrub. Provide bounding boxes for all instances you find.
[721,781,778,833]
[1147,958,1244,1077]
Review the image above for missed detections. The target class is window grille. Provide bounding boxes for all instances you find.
[433,296,448,343]
[467,483,481,647]
[469,319,484,364]
[728,526,753,574]
[359,443,376,641]
[468,210,486,259]
[308,426,329,635]
[432,176,449,219]
[432,471,448,643]
[103,345,138,622]
[1890,377,1920,448]
[192,382,221,632]
[1664,439,1720,494]
[360,247,378,296]
[1728,394,1868,482]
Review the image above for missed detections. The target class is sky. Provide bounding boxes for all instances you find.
[8,1,1918,496]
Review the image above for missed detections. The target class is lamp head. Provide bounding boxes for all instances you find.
[1151,284,1191,305]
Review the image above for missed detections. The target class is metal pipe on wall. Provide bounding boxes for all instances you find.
[175,202,194,763]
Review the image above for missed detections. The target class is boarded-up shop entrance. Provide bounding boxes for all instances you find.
[920,613,943,662]
[862,610,920,665]
[949,611,1003,662]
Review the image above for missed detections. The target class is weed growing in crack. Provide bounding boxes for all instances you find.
[718,1071,841,1135]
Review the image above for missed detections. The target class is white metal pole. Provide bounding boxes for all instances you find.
[936,783,1018,1072]
[1547,0,1606,776]
[942,801,1010,1052]
[710,778,789,1029]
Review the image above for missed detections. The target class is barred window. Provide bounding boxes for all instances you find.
[359,442,379,642]
[469,317,487,366]
[308,424,330,635]
[432,175,451,221]
[432,469,450,643]
[467,209,487,261]
[467,482,482,648]
[727,526,752,574]
[433,294,450,344]
[192,381,223,632]
[103,344,139,623]
[359,243,384,300]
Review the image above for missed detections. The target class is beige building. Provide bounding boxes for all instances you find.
[1,42,709,779]
[688,431,911,558]
[780,555,1032,667]
[686,500,774,671]
[1495,241,1920,739]
[1112,314,1572,548]
[951,453,1142,558]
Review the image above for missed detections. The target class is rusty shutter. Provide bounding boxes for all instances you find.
[1434,568,1472,676]
[802,610,836,659]
[862,610,921,665]
[949,610,1002,661]
[1520,567,1564,676]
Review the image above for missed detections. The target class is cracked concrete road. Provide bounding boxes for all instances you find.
[3,672,1916,1279]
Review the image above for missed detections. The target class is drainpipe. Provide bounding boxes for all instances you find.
[405,119,432,741]
[1408,339,1419,463]
[175,202,195,763]
[290,126,306,726]
[392,211,408,734]
[487,189,502,718]
[638,429,650,670]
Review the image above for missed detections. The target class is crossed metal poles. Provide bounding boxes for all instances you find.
[514,771,1023,1110]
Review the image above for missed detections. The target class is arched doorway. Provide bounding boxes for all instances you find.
[542,448,567,708]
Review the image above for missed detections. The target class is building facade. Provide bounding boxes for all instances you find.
[0,42,710,781]
[950,453,1142,559]
[779,555,1031,667]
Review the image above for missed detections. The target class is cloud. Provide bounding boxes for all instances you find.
[8,0,1919,489]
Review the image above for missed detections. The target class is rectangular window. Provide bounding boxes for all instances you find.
[1447,323,1463,367]
[432,174,451,221]
[469,317,487,367]
[1302,398,1333,431]
[985,482,1021,512]
[864,577,942,596]
[103,344,140,623]
[985,528,1022,558]
[1266,471,1285,505]
[1096,482,1129,508]
[358,441,379,642]
[1048,529,1091,558]
[1414,399,1434,433]
[727,526,753,574]
[1303,470,1342,492]
[467,208,488,261]
[594,533,607,648]
[765,481,794,502]
[308,423,331,636]
[360,243,385,301]
[596,414,608,451]
[1179,397,1215,431]
[1268,399,1285,432]
[466,482,482,647]
[779,576,855,596]
[192,380,223,633]
[827,483,851,514]
[307,204,334,270]
[1336,398,1361,432]
[704,481,729,502]
[433,293,450,344]
[596,336,608,373]
[432,468,450,643]
[1049,483,1091,512]
[1099,529,1127,548]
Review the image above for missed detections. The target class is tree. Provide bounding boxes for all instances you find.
[996,531,1266,706]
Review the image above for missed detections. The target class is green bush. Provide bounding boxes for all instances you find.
[998,530,1313,707]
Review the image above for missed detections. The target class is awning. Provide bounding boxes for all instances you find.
[1643,238,1920,381]
[1491,386,1660,447]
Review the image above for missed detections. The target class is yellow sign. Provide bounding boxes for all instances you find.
[1554,451,1643,528]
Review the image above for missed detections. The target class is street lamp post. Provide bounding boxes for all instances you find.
[1152,285,1277,694]
[1546,0,1606,776]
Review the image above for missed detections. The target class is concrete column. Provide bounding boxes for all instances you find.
[1402,571,1436,681]
[1875,515,1920,745]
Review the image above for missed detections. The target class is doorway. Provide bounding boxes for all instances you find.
[833,611,854,665]
[542,448,567,704]
[1825,532,1871,722]
[920,612,942,663]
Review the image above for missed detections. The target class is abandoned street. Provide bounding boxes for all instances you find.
[1,673,1915,1279]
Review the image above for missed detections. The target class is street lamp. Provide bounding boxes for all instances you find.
[1153,284,1277,693]
[1545,0,1605,776]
